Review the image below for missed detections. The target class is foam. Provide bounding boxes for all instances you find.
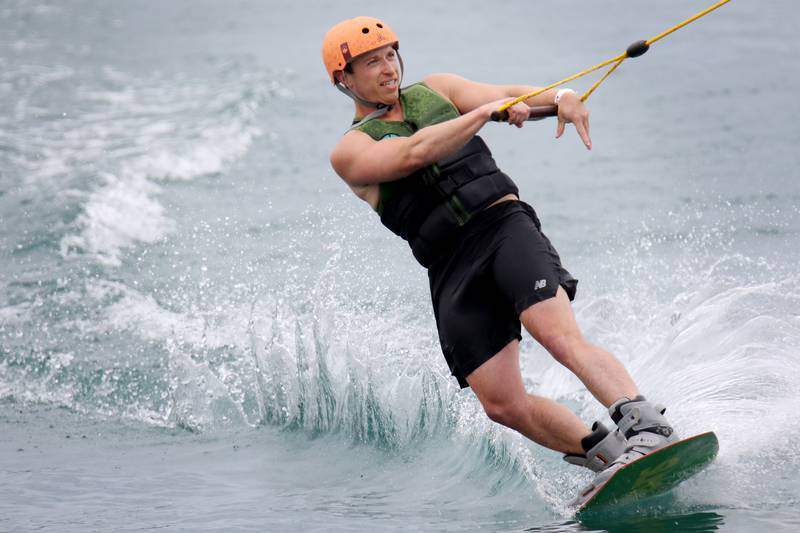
[97,280,252,351]
[60,173,172,266]
[0,63,274,267]
[124,121,261,182]
[0,301,32,325]
[57,115,262,267]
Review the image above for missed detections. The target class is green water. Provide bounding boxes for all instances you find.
[2,1,800,531]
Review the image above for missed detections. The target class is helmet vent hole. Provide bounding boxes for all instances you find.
[376,23,384,28]
[361,27,369,34]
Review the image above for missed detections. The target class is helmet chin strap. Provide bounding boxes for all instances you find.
[339,52,405,130]
[335,83,391,110]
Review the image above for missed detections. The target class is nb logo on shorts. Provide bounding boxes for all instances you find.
[534,279,547,290]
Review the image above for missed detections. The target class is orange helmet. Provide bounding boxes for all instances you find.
[322,16,399,84]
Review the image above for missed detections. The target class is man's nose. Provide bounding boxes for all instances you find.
[379,58,397,73]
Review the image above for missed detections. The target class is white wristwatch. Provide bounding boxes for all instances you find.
[555,88,576,105]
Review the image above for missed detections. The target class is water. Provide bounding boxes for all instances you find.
[1,0,799,531]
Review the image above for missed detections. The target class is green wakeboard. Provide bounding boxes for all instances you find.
[575,431,719,518]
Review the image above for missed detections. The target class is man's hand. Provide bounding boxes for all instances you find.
[556,93,592,150]
[477,98,530,127]
[504,101,531,128]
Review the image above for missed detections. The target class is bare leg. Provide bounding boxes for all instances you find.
[466,339,589,455]
[520,287,639,407]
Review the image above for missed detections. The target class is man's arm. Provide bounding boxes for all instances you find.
[425,73,591,149]
[330,98,508,187]
[425,72,557,113]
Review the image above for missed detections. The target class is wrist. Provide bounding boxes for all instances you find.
[480,102,498,122]
[555,88,576,105]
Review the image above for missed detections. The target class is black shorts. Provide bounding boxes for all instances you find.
[428,200,578,388]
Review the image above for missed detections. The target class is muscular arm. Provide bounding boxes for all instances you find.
[330,99,500,187]
[426,73,591,149]
[425,73,557,113]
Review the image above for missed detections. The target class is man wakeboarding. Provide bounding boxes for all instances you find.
[323,16,680,500]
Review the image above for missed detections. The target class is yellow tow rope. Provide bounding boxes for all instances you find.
[496,0,731,114]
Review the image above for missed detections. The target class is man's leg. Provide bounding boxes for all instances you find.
[520,286,639,407]
[466,339,589,455]
[520,287,680,477]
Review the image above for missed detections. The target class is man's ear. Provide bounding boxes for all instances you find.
[336,71,350,90]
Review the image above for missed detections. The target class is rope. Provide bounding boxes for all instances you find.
[496,0,731,113]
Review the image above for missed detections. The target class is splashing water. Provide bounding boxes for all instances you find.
[2,1,799,531]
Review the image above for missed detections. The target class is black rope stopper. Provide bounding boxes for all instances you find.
[626,40,650,58]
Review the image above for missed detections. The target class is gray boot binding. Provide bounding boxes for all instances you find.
[609,395,679,460]
[566,399,679,508]
[563,421,628,473]
[564,422,629,507]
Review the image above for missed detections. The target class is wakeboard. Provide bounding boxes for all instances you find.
[575,431,719,517]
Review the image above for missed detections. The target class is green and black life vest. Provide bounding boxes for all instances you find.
[352,82,518,268]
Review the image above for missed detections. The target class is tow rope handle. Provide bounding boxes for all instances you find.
[490,0,730,123]
[491,105,558,122]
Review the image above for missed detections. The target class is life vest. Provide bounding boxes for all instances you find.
[352,82,518,268]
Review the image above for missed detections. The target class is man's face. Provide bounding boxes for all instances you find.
[342,44,400,105]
